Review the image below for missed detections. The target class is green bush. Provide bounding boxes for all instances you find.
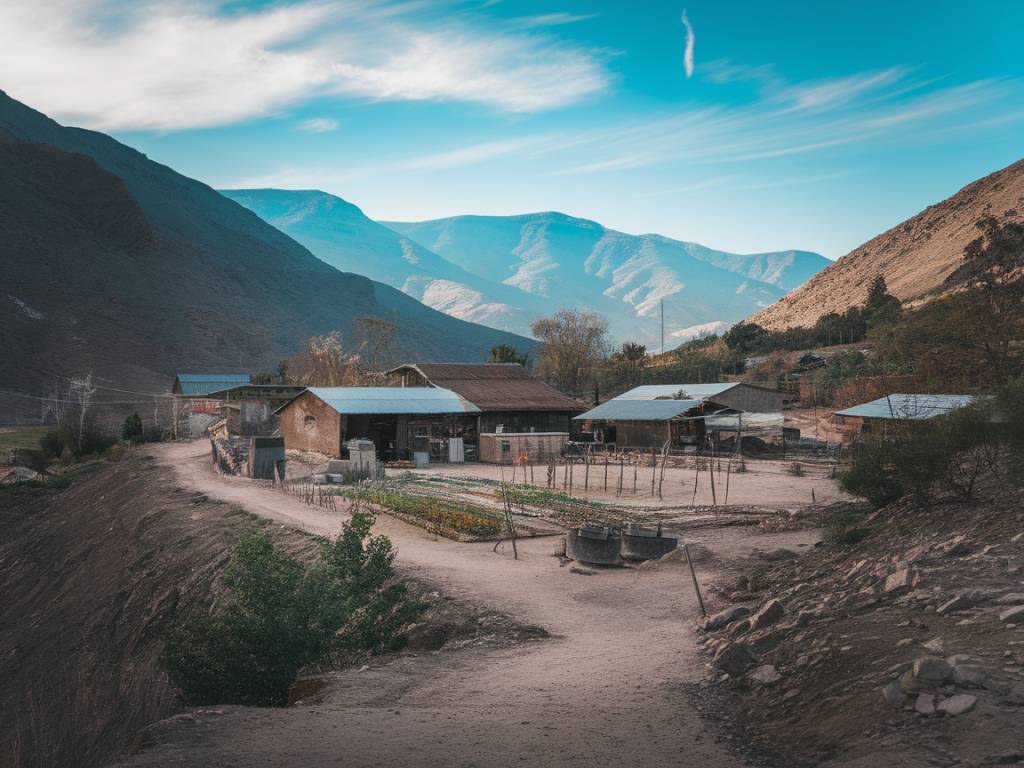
[122,413,143,442]
[839,435,904,508]
[161,513,419,707]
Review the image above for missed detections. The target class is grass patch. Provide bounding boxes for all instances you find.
[0,426,48,452]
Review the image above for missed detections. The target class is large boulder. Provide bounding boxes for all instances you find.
[913,656,953,685]
[937,693,977,716]
[714,642,757,678]
[750,599,785,630]
[884,567,915,595]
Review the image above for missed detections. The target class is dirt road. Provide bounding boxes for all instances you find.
[115,442,813,767]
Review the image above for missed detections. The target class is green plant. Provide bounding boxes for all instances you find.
[161,513,418,707]
[121,413,143,442]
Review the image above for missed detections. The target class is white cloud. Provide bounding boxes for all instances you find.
[511,13,598,28]
[296,117,340,133]
[0,0,610,131]
[680,11,695,78]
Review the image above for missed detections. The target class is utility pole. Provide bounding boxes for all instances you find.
[660,298,665,355]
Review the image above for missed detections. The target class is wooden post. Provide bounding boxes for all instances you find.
[724,458,732,505]
[604,455,608,492]
[584,456,590,491]
[684,543,707,617]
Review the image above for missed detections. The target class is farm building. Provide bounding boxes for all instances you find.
[274,387,480,462]
[385,363,583,461]
[574,382,787,451]
[832,394,977,439]
[171,373,251,437]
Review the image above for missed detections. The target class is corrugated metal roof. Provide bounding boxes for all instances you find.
[389,363,582,412]
[174,373,251,397]
[574,399,702,422]
[305,387,481,415]
[614,383,740,400]
[834,394,977,421]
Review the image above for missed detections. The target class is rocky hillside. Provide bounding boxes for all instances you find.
[750,158,1024,330]
[385,213,828,347]
[222,189,549,336]
[0,92,531,421]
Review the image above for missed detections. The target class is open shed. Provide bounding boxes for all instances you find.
[832,393,977,439]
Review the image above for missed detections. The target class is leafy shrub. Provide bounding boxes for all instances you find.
[839,435,903,508]
[122,413,143,442]
[161,513,418,707]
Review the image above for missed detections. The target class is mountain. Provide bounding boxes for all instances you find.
[749,158,1024,330]
[221,189,548,336]
[383,212,829,347]
[0,91,532,420]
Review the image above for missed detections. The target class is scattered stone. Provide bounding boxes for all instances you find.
[1000,606,1024,624]
[937,595,975,615]
[914,656,953,684]
[705,605,751,631]
[885,567,915,595]
[569,566,596,576]
[727,618,751,638]
[923,638,945,653]
[944,540,973,557]
[758,548,799,562]
[897,638,914,648]
[714,642,757,678]
[996,593,1024,606]
[915,693,936,715]
[748,665,782,685]
[952,665,989,688]
[750,599,785,630]
[937,693,977,716]
[883,679,907,707]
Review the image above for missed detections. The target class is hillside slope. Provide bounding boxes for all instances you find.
[0,92,531,419]
[750,158,1024,330]
[385,213,828,346]
[221,189,548,336]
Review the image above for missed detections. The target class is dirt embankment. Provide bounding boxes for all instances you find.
[698,482,1024,766]
[0,453,318,767]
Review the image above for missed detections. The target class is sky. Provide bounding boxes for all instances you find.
[1,0,1022,258]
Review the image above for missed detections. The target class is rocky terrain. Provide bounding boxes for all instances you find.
[697,483,1024,766]
[750,158,1024,330]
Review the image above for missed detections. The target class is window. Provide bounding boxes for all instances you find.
[303,415,316,432]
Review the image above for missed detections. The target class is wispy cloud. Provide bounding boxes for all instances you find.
[511,12,598,29]
[680,11,695,78]
[0,0,610,131]
[296,117,340,133]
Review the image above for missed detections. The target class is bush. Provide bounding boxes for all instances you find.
[824,506,872,548]
[839,435,904,508]
[122,413,143,442]
[161,513,419,707]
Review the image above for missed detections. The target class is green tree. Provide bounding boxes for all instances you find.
[722,322,769,353]
[865,275,902,328]
[488,344,529,366]
[121,413,143,442]
[531,309,609,396]
[161,513,418,707]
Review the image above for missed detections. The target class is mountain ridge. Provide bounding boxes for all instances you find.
[749,157,1024,330]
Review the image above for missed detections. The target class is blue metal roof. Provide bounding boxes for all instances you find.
[835,394,977,421]
[175,373,251,396]
[613,383,739,400]
[305,387,481,415]
[574,399,702,422]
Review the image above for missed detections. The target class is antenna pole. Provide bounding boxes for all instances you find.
[660,298,665,354]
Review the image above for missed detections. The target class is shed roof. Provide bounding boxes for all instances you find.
[279,387,481,416]
[834,394,977,421]
[613,383,741,400]
[174,373,251,397]
[574,399,703,422]
[388,363,582,412]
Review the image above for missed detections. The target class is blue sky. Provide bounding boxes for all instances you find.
[2,0,1022,258]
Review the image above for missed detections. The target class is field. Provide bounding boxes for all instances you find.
[0,426,47,452]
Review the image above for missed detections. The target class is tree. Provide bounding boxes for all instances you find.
[286,332,365,386]
[489,344,529,366]
[611,342,647,388]
[356,316,396,372]
[531,310,609,395]
[122,413,143,442]
[722,322,769,354]
[865,275,902,328]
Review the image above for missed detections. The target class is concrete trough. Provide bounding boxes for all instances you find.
[566,525,622,565]
[620,524,678,561]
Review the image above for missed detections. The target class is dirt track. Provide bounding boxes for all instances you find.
[113,442,821,767]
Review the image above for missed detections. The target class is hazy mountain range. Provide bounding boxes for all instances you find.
[0,91,529,420]
[225,189,830,347]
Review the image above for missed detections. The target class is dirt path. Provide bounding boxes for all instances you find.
[116,442,804,768]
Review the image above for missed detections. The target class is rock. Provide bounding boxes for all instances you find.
[923,638,944,653]
[749,630,784,656]
[750,599,785,630]
[997,593,1024,606]
[915,693,936,715]
[1012,533,1024,544]
[937,595,975,615]
[944,540,973,557]
[748,665,782,685]
[727,618,751,638]
[1000,606,1024,624]
[714,642,757,678]
[897,638,914,648]
[705,605,751,631]
[899,669,922,694]
[952,665,989,688]
[914,656,953,684]
[885,567,914,595]
[759,548,799,562]
[569,566,596,576]
[937,693,977,716]
[883,679,907,707]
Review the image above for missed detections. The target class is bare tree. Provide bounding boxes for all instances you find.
[356,316,396,372]
[286,332,366,386]
[531,309,609,396]
[69,374,96,457]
